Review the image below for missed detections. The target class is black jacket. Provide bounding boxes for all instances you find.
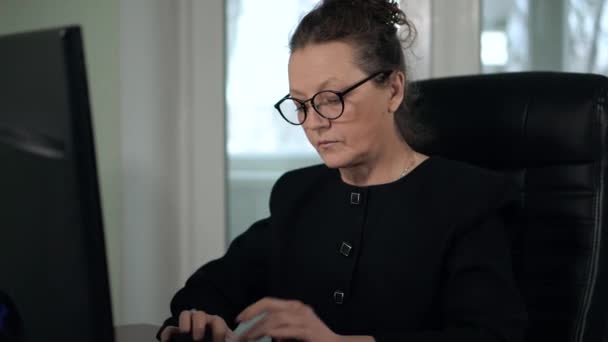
[160,156,527,341]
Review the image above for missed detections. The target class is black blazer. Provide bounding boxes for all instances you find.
[160,156,527,342]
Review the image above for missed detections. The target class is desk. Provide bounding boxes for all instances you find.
[115,324,159,342]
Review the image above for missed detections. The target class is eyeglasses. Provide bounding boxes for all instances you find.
[274,70,392,125]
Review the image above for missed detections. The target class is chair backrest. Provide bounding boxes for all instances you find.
[411,72,608,342]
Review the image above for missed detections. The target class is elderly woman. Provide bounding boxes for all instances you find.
[159,0,527,341]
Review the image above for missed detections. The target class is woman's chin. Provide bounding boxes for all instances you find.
[318,153,351,169]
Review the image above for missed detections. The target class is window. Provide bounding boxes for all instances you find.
[226,0,318,156]
[481,0,608,73]
[226,0,320,240]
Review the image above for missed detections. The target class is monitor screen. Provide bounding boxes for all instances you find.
[0,26,114,342]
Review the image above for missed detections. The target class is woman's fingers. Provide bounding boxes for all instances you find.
[191,310,209,340]
[208,314,229,342]
[237,297,303,322]
[178,310,193,333]
[176,310,230,342]
[159,325,180,342]
[236,299,336,342]
[240,309,303,341]
[162,310,199,342]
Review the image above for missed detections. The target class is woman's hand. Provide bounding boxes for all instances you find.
[235,297,340,342]
[160,309,233,342]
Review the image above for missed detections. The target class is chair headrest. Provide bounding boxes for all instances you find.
[410,72,608,168]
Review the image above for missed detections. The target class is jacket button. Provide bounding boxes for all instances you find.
[333,290,345,304]
[350,192,360,205]
[339,242,352,257]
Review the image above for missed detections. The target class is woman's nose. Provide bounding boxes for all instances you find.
[303,107,330,130]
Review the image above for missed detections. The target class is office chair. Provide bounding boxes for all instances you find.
[410,72,608,342]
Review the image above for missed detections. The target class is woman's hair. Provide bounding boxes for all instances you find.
[289,0,427,146]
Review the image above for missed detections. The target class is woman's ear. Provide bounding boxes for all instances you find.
[388,71,405,113]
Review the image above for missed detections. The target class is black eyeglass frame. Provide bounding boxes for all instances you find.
[274,70,393,125]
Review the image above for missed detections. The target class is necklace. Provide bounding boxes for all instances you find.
[399,152,417,178]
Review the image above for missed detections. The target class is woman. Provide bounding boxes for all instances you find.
[159,0,527,341]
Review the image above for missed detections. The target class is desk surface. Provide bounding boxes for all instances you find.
[115,324,159,342]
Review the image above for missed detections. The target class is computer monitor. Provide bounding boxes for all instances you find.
[0,26,114,341]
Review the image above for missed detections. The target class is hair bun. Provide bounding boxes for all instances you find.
[323,0,407,27]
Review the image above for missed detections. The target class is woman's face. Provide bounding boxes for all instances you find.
[288,41,404,169]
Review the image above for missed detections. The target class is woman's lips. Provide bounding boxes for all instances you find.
[318,140,338,148]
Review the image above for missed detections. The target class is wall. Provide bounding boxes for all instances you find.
[0,0,124,323]
[0,0,226,326]
[119,0,181,324]
[119,0,226,325]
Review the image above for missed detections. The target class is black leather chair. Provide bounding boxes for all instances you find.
[411,72,608,342]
